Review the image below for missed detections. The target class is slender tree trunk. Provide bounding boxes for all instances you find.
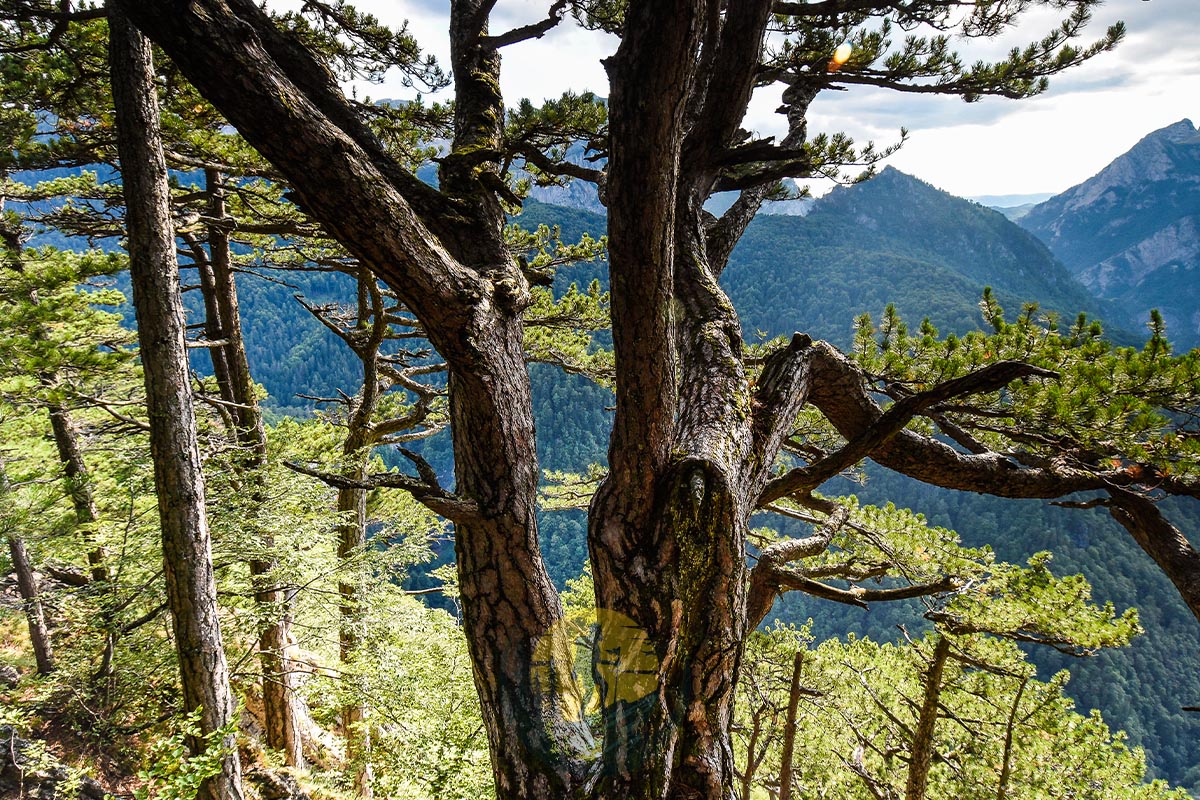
[905,635,951,800]
[777,652,804,800]
[6,535,55,676]
[198,169,305,768]
[996,677,1028,800]
[46,407,107,582]
[109,10,243,800]
[740,710,763,800]
[1,438,55,679]
[3,460,55,680]
[335,477,372,798]
[46,405,118,680]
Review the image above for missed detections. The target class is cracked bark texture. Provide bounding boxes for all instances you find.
[108,9,242,800]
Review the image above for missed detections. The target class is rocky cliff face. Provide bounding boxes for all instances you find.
[1021,119,1200,347]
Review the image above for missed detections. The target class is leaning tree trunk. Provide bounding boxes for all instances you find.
[46,405,118,680]
[2,457,56,677]
[438,5,596,795]
[108,9,243,800]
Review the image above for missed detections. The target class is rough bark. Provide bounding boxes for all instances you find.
[904,635,950,800]
[108,9,243,800]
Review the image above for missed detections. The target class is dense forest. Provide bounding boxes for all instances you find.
[3,2,1200,800]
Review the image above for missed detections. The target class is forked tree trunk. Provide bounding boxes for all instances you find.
[108,10,243,800]
[196,169,305,768]
[589,3,778,794]
[108,4,770,798]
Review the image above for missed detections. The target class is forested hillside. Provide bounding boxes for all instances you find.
[724,166,1118,345]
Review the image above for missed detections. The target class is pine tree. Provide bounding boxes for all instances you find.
[12,2,1199,799]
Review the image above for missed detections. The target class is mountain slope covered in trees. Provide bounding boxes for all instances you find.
[6,112,1199,800]
[723,166,1118,346]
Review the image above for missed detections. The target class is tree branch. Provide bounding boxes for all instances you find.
[1106,488,1200,624]
[479,0,568,49]
[750,333,814,490]
[803,342,1111,499]
[761,351,1057,505]
[284,460,480,523]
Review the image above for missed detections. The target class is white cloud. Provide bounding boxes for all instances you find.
[295,0,1199,197]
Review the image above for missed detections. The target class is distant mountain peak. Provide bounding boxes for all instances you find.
[1155,118,1197,139]
[1019,118,1200,348]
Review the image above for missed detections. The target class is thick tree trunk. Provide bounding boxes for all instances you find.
[108,10,243,800]
[450,325,595,798]
[6,533,55,676]
[589,3,784,795]
[905,635,950,800]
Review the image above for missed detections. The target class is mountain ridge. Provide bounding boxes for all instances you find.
[721,165,1120,346]
[1020,118,1200,348]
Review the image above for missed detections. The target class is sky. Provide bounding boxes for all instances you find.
[337,0,1199,200]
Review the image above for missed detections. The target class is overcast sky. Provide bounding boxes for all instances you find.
[341,0,1198,200]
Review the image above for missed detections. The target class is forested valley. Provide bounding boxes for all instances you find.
[2,2,1200,800]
